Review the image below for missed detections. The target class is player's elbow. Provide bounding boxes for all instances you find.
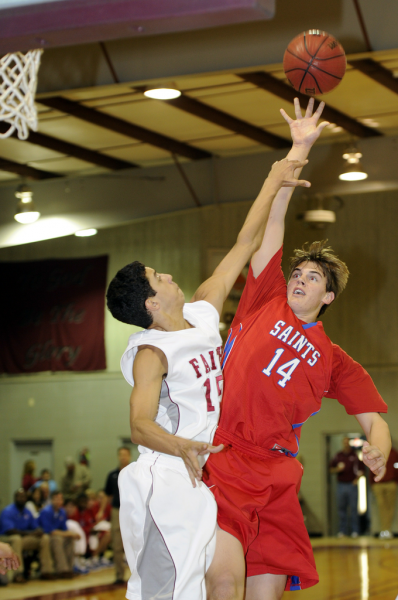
[130,417,148,445]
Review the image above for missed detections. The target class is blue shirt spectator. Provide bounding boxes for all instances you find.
[0,502,37,534]
[38,504,68,534]
[31,469,58,494]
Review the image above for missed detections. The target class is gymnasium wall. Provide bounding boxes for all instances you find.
[0,187,397,533]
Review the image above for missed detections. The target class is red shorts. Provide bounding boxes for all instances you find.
[203,427,319,591]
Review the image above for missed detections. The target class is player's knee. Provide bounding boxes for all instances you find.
[207,574,243,600]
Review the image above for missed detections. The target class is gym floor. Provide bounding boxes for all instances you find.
[1,537,397,600]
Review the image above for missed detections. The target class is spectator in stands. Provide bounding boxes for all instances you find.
[31,469,58,494]
[98,446,131,584]
[96,491,111,522]
[21,461,37,493]
[39,482,51,507]
[60,457,91,501]
[38,492,79,578]
[370,446,398,539]
[68,494,110,567]
[0,489,52,582]
[64,500,87,573]
[330,437,364,538]
[25,487,44,518]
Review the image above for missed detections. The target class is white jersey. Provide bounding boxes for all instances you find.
[120,301,223,459]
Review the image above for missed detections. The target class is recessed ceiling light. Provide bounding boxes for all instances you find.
[144,87,181,100]
[74,228,98,237]
[14,184,40,224]
[339,147,368,181]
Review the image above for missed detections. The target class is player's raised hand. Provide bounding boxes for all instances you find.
[362,441,387,482]
[178,440,224,487]
[280,97,329,148]
[268,158,311,188]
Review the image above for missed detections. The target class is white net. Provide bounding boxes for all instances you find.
[0,49,43,140]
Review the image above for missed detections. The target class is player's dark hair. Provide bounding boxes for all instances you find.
[51,490,62,499]
[288,240,349,316]
[106,261,156,328]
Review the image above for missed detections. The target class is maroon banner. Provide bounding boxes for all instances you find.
[0,256,108,373]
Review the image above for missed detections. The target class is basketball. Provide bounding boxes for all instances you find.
[283,30,346,96]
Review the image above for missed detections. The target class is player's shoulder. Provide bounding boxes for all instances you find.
[185,299,219,318]
[184,300,220,330]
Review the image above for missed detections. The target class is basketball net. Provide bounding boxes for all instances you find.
[0,49,43,140]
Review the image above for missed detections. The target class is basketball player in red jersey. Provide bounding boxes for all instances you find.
[204,98,391,600]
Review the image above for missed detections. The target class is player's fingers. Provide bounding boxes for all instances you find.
[294,97,302,119]
[280,108,293,124]
[207,444,225,454]
[286,159,308,169]
[305,96,315,118]
[185,463,197,488]
[283,179,311,188]
[317,121,330,131]
[187,452,203,478]
[313,100,326,121]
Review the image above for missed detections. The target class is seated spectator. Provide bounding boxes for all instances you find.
[39,482,51,507]
[25,488,44,519]
[86,489,99,515]
[38,492,79,579]
[0,489,52,583]
[95,491,111,523]
[64,500,87,573]
[61,457,91,501]
[31,470,58,495]
[68,494,110,568]
[21,461,37,493]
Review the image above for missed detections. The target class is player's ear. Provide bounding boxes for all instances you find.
[322,290,335,306]
[145,297,160,312]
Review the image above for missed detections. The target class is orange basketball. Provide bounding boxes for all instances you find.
[283,30,346,95]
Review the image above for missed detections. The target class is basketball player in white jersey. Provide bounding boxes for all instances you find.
[105,99,328,600]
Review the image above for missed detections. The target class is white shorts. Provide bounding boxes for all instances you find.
[119,452,217,600]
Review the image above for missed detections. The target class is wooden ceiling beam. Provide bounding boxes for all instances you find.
[0,122,136,171]
[163,93,290,149]
[239,71,382,139]
[39,97,211,161]
[0,157,62,180]
[349,58,398,95]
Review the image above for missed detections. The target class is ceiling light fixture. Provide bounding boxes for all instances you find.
[14,184,40,224]
[144,84,181,100]
[74,228,98,237]
[339,146,368,181]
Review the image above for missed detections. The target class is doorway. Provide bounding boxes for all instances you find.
[325,433,370,536]
[10,440,53,503]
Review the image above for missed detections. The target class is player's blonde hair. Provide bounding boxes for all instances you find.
[288,240,349,316]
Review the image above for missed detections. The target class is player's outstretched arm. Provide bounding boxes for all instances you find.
[251,97,329,278]
[355,412,391,482]
[191,157,310,315]
[130,346,223,487]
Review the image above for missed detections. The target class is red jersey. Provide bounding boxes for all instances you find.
[69,507,96,539]
[218,247,387,457]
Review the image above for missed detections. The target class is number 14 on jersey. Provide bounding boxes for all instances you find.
[262,348,300,388]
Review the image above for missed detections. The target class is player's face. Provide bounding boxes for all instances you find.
[145,267,184,311]
[287,261,334,320]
